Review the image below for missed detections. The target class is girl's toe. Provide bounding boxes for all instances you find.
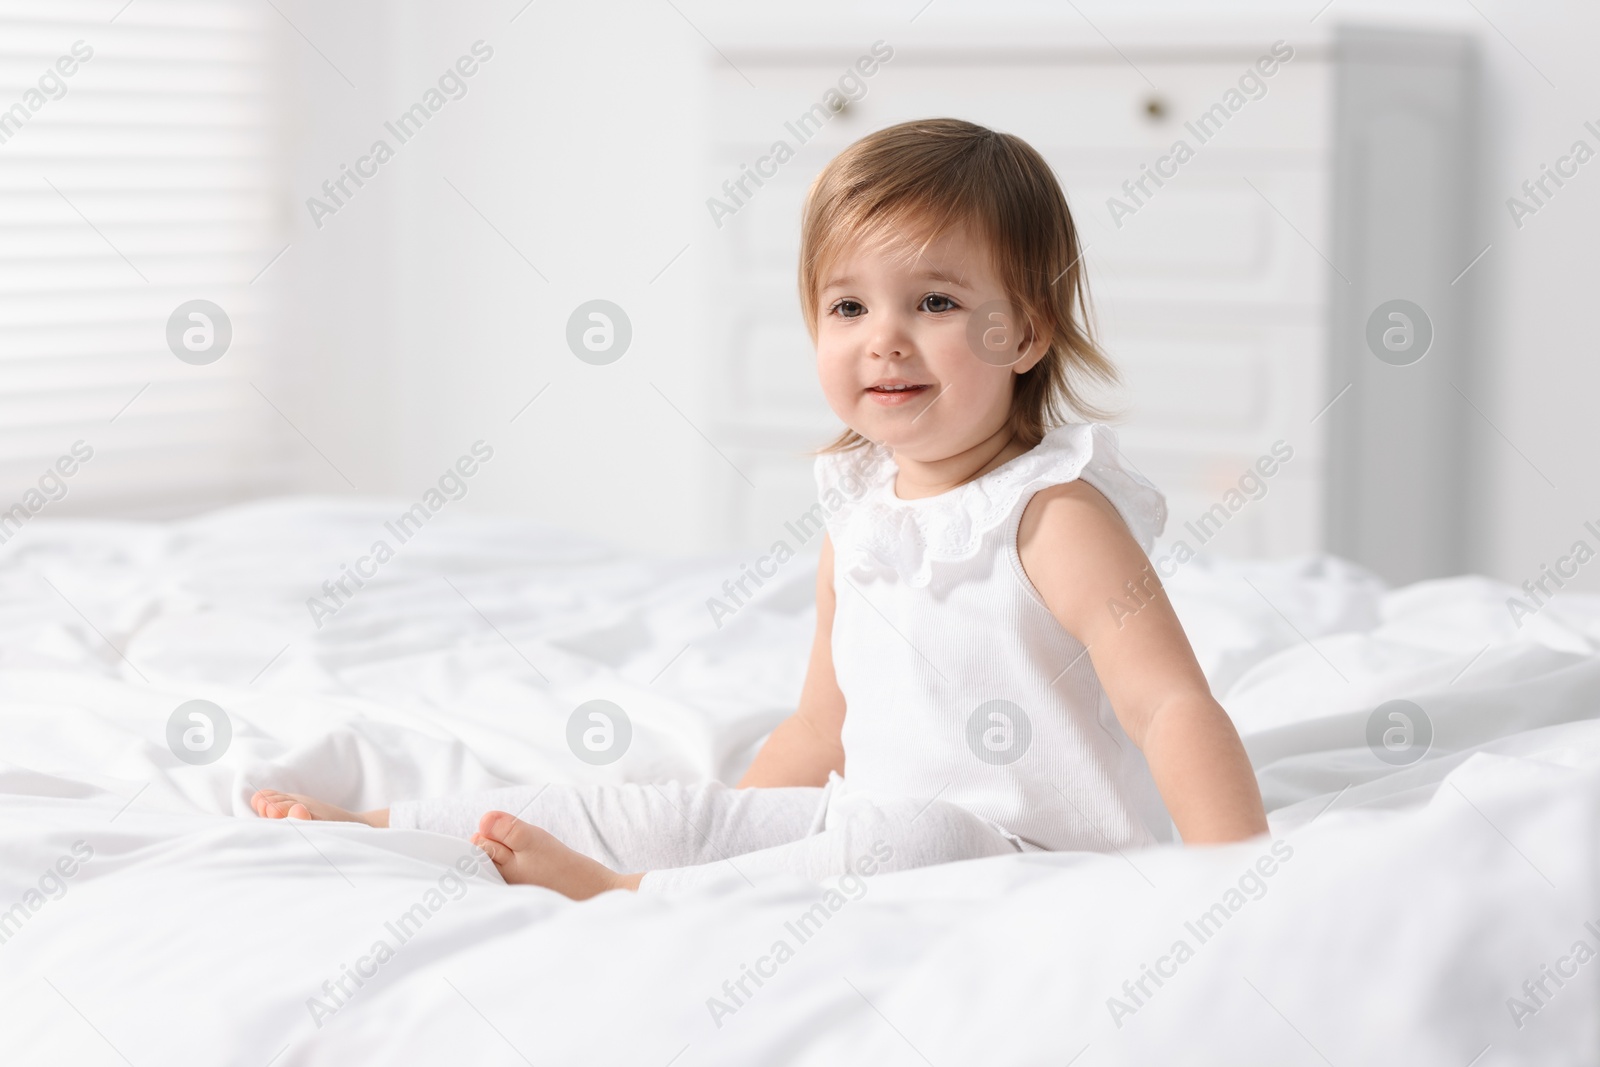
[261,795,295,819]
[482,810,551,851]
[472,833,509,864]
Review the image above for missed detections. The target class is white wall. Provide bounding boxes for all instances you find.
[274,0,1600,589]
[279,0,716,554]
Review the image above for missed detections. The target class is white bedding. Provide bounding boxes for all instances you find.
[1,498,1596,1065]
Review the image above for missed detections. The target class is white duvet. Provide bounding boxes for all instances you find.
[0,498,1596,1066]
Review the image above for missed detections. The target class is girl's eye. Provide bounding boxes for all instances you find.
[920,293,958,313]
[829,299,865,319]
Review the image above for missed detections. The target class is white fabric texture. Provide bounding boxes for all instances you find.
[392,774,1022,893]
[5,501,1600,1063]
[819,421,1175,851]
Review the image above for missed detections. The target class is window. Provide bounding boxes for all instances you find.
[0,0,290,518]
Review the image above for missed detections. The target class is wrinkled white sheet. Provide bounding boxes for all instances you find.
[0,498,1595,1066]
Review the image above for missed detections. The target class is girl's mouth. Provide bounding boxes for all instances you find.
[865,382,932,406]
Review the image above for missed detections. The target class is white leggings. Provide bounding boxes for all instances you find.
[389,775,1023,894]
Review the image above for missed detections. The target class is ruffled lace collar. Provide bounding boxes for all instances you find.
[816,422,1167,587]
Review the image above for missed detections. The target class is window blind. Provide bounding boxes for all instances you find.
[0,0,291,518]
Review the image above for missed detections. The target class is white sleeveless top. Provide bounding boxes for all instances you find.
[817,422,1175,852]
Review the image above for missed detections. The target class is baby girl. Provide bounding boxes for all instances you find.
[252,117,1267,896]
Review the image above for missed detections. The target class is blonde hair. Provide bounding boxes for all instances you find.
[798,117,1122,452]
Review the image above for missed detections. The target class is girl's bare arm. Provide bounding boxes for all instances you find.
[737,534,848,788]
[1018,481,1268,844]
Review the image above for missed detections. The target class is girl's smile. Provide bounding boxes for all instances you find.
[864,377,934,405]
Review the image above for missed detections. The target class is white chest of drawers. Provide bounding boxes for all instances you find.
[702,21,1476,584]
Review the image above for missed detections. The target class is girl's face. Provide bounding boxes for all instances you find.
[813,224,1044,462]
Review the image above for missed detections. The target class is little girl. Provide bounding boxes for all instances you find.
[252,118,1267,896]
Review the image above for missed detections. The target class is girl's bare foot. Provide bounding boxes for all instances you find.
[250,789,388,827]
[471,811,641,899]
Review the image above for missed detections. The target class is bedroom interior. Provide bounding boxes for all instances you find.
[1,1,1596,1063]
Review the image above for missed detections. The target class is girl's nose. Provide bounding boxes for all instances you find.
[868,315,912,360]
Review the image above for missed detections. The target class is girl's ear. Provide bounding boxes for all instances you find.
[1012,316,1048,375]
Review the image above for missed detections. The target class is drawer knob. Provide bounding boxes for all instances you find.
[1143,95,1168,122]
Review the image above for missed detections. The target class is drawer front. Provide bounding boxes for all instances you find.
[711,57,1331,157]
[1100,320,1328,458]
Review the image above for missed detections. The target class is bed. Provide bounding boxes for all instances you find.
[1,497,1596,1065]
